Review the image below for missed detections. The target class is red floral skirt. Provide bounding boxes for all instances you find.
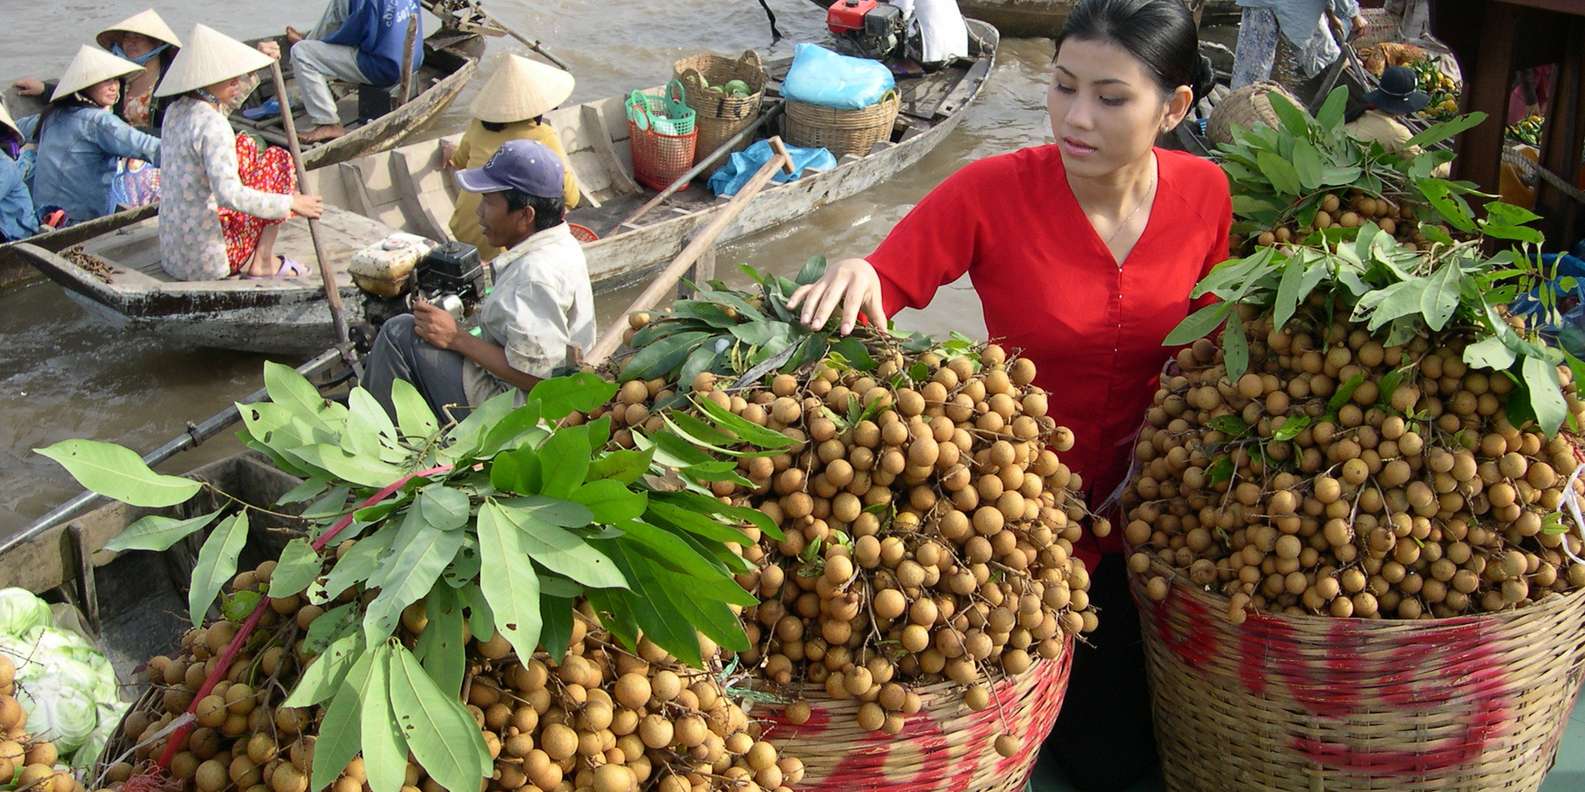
[221,134,295,273]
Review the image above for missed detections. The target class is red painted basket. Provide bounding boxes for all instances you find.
[755,638,1073,792]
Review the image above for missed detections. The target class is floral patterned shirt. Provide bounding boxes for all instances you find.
[157,97,292,281]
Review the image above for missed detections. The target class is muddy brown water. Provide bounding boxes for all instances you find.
[0,0,1065,536]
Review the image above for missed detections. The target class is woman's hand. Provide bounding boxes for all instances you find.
[256,41,282,60]
[1349,13,1369,41]
[413,299,462,350]
[13,78,44,97]
[291,193,324,219]
[786,257,887,335]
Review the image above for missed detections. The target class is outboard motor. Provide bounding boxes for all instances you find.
[825,0,907,60]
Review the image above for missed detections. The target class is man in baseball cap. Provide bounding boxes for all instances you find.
[363,139,597,419]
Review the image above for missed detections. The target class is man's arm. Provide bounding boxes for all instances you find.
[412,300,542,392]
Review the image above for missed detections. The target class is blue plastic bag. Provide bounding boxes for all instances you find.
[708,139,837,197]
[1509,251,1585,358]
[781,43,896,110]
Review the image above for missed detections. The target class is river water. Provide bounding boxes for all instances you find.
[0,0,1056,536]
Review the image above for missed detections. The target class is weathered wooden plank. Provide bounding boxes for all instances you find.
[389,149,452,241]
[582,105,643,196]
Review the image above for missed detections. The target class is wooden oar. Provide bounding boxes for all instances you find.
[397,15,420,105]
[455,1,571,71]
[269,59,353,353]
[586,137,795,367]
[600,101,786,237]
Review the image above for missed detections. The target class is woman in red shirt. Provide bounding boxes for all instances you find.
[790,0,1231,787]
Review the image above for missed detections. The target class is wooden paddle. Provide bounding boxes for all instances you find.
[269,59,352,352]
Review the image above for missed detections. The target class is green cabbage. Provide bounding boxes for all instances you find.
[70,701,128,773]
[2,627,123,757]
[0,589,51,637]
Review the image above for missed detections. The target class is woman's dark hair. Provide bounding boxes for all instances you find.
[34,93,99,142]
[1056,0,1213,103]
[481,115,545,133]
[503,189,566,232]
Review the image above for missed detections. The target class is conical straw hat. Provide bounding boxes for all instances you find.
[155,24,273,98]
[96,9,183,51]
[50,46,143,103]
[470,54,575,124]
[0,100,17,139]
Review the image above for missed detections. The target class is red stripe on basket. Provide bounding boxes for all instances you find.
[1238,615,1366,718]
[1153,583,1218,667]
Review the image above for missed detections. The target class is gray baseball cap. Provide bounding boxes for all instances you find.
[455,139,565,199]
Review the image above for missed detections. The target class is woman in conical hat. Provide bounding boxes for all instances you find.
[19,45,162,226]
[156,24,324,281]
[97,9,184,129]
[442,53,580,262]
[0,100,39,241]
[11,9,182,131]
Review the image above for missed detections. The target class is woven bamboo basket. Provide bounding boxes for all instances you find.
[785,91,900,159]
[91,685,162,780]
[1206,81,1301,147]
[674,49,767,163]
[754,638,1073,792]
[1127,558,1585,792]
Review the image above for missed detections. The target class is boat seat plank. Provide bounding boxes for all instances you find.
[339,161,379,217]
[389,149,453,241]
[582,105,643,196]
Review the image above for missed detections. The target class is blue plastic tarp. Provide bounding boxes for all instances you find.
[708,139,837,197]
[781,43,896,110]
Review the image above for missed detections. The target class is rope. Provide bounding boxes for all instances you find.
[1502,148,1585,206]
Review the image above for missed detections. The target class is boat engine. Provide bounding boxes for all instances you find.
[354,239,487,349]
[408,241,487,320]
[825,0,907,60]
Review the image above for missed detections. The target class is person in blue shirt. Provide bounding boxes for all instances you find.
[285,0,424,144]
[0,100,39,242]
[19,46,161,226]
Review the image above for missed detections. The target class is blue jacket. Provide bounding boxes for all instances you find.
[0,154,37,241]
[324,0,425,87]
[20,106,160,225]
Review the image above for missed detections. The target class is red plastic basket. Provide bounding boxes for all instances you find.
[568,223,599,243]
[627,118,698,192]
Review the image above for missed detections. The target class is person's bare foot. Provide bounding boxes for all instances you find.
[285,25,305,45]
[300,124,346,143]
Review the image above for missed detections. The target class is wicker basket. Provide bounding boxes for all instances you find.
[674,50,767,164]
[626,83,698,192]
[1206,81,1302,147]
[755,639,1073,791]
[785,91,900,159]
[1128,561,1585,791]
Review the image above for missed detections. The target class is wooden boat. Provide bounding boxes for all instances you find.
[0,31,481,291]
[14,21,999,356]
[802,0,1240,38]
[0,453,305,684]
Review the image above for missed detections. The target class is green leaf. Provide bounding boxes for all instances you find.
[1272,415,1311,442]
[105,508,223,552]
[1272,256,1308,331]
[620,330,712,381]
[1523,355,1567,435]
[284,630,362,708]
[495,503,627,588]
[1319,165,1363,186]
[1208,456,1234,485]
[1484,201,1542,228]
[539,595,575,662]
[588,448,656,485]
[303,602,357,655]
[491,445,543,495]
[444,391,517,458]
[264,360,329,419]
[539,426,592,498]
[391,379,439,439]
[646,499,753,546]
[495,495,595,527]
[692,396,795,450]
[35,439,202,508]
[344,388,400,460]
[414,584,465,695]
[678,344,722,393]
[729,321,793,348]
[362,519,465,645]
[276,477,331,505]
[1256,150,1302,196]
[285,444,407,489]
[1264,90,1313,138]
[459,583,495,641]
[571,480,648,524]
[476,402,546,459]
[1406,112,1487,149]
[1207,416,1249,436]
[302,486,352,520]
[188,512,249,628]
[655,490,782,540]
[1417,181,1477,233]
[1292,141,1323,190]
[269,538,322,598]
[1328,372,1367,416]
[476,501,545,663]
[829,337,877,372]
[528,372,619,422]
[1420,263,1463,331]
[361,644,409,792]
[1164,302,1231,346]
[1222,312,1249,382]
[221,589,261,622]
[795,255,829,285]
[388,645,489,792]
[322,525,394,601]
[310,647,375,792]
[610,541,749,657]
[418,485,471,532]
[1315,86,1347,131]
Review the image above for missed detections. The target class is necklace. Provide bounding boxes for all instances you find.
[1104,166,1158,247]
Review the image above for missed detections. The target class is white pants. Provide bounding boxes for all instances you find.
[294,0,368,126]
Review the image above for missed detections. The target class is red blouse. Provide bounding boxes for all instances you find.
[868,145,1232,562]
